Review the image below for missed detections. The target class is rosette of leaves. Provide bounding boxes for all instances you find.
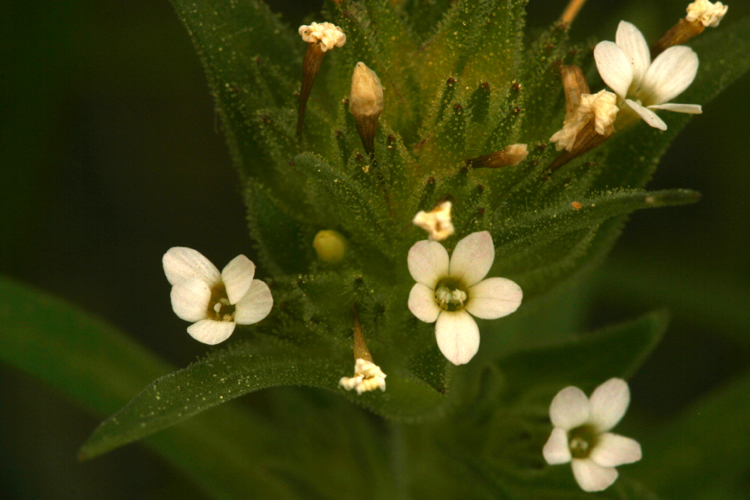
[3,1,747,499]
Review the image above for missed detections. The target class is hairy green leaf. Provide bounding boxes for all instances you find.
[0,277,297,499]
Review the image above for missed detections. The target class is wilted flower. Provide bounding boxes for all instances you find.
[413,201,454,241]
[550,90,618,151]
[686,0,728,27]
[339,358,387,394]
[298,22,346,51]
[163,247,273,345]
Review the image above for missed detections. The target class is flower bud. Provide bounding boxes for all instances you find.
[466,144,528,169]
[349,62,384,154]
[313,230,346,263]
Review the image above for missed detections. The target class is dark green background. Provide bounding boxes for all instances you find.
[1,0,748,498]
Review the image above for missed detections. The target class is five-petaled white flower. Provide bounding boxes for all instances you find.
[595,21,702,131]
[163,247,273,345]
[339,358,387,395]
[298,22,346,52]
[687,0,728,27]
[407,231,523,365]
[543,378,642,492]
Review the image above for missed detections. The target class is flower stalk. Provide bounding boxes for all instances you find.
[296,23,346,138]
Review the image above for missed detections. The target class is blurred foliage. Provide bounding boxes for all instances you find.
[1,0,750,499]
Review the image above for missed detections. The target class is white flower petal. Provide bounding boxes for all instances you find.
[170,279,211,322]
[233,280,273,325]
[163,247,221,286]
[221,254,255,304]
[550,386,591,430]
[589,378,630,431]
[187,319,236,345]
[590,433,642,467]
[449,231,495,287]
[408,283,441,323]
[543,427,572,465]
[648,103,702,114]
[641,46,699,105]
[435,310,480,365]
[407,240,450,288]
[465,277,523,320]
[571,459,619,492]
[625,99,668,130]
[615,21,651,88]
[594,41,633,99]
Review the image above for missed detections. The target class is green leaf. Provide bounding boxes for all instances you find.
[497,310,670,404]
[169,0,301,184]
[82,333,451,459]
[629,371,750,500]
[244,181,316,275]
[492,189,700,297]
[80,340,342,460]
[0,277,296,499]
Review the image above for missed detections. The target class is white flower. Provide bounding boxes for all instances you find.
[163,247,273,345]
[413,201,455,241]
[594,21,702,131]
[298,22,346,52]
[543,378,642,492]
[550,90,619,151]
[339,358,387,394]
[407,231,523,365]
[686,0,728,27]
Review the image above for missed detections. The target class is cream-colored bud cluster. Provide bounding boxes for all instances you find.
[413,201,454,241]
[339,358,387,394]
[298,22,346,51]
[686,0,728,27]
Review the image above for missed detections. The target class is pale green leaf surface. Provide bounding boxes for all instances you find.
[629,371,750,500]
[497,310,670,404]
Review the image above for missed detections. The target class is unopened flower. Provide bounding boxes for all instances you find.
[163,247,273,345]
[313,230,347,263]
[298,22,346,52]
[413,201,454,241]
[595,21,702,131]
[550,90,618,151]
[408,231,523,365]
[686,0,728,27]
[339,358,387,394]
[349,62,384,154]
[467,144,528,169]
[543,378,642,492]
